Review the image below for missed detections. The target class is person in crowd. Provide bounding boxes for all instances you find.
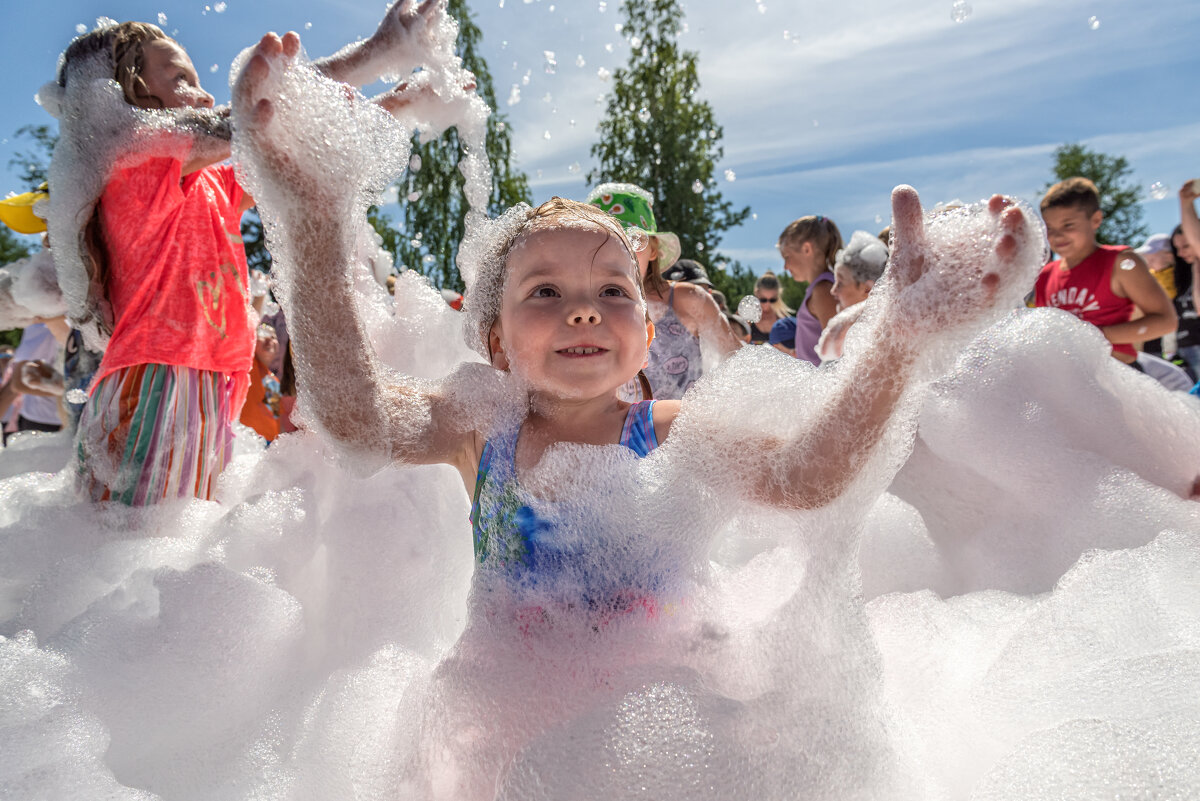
[747,272,791,346]
[0,319,69,444]
[1034,177,1175,369]
[588,184,741,399]
[57,9,438,504]
[816,231,891,362]
[1136,233,1177,299]
[778,215,843,365]
[240,323,283,442]
[1175,180,1200,376]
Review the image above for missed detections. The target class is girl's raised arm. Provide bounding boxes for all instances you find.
[669,186,1035,511]
[233,33,482,477]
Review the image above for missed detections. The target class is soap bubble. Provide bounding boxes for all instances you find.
[64,388,89,405]
[597,66,612,80]
[626,227,649,252]
[75,23,87,34]
[157,11,168,26]
[214,1,227,12]
[576,54,586,68]
[737,294,762,323]
[407,190,422,202]
[543,50,557,74]
[1148,182,1170,201]
[696,242,704,251]
[409,154,422,173]
[304,21,312,29]
[630,36,642,48]
[724,169,736,182]
[507,85,521,106]
[692,179,704,193]
[543,130,552,140]
[637,108,652,123]
[568,162,581,174]
[951,0,971,23]
[1089,15,1101,30]
[210,64,219,73]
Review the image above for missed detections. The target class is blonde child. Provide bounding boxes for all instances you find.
[778,215,843,364]
[233,29,1033,796]
[587,183,742,399]
[50,5,441,504]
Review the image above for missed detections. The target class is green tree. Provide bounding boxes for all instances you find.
[0,226,32,266]
[588,0,750,268]
[393,0,531,290]
[1046,144,1149,247]
[8,125,57,191]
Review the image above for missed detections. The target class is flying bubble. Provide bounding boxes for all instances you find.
[630,36,642,48]
[507,85,521,106]
[724,169,736,182]
[737,294,762,323]
[696,242,705,252]
[951,0,971,23]
[597,67,612,80]
[576,54,586,68]
[214,1,227,12]
[65,388,88,405]
[75,23,87,34]
[1148,181,1170,201]
[157,12,168,26]
[543,51,557,74]
[626,227,649,252]
[543,130,552,140]
[1088,16,1100,30]
[304,21,312,29]
[598,0,606,10]
[210,64,219,73]
[692,180,704,193]
[409,154,422,172]
[407,191,422,202]
[568,162,581,174]
[637,108,652,123]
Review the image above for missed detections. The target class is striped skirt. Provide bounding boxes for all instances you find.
[76,363,235,506]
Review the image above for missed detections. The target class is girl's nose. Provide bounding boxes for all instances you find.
[196,89,215,109]
[567,306,601,325]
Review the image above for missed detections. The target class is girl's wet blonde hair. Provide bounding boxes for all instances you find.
[778,215,844,270]
[462,197,642,359]
[57,21,172,107]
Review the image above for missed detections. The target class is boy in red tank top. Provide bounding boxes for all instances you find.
[1034,177,1176,364]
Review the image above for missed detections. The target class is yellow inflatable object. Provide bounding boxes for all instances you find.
[0,190,48,235]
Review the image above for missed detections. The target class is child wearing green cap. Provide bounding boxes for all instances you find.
[587,182,743,399]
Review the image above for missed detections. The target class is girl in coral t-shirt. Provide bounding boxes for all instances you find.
[50,8,442,504]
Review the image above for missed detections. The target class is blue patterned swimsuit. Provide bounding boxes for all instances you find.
[469,401,660,595]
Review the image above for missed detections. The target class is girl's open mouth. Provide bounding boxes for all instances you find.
[557,346,607,356]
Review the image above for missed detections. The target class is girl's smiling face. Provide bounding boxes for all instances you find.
[489,225,651,400]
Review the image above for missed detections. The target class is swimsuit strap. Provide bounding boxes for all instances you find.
[619,400,659,457]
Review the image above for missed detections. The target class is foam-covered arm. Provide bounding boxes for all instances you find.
[231,31,480,475]
[312,0,446,87]
[671,188,1035,512]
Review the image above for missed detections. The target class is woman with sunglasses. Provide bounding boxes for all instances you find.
[749,272,793,345]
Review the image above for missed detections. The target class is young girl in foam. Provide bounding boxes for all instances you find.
[778,214,844,364]
[43,6,447,505]
[588,183,743,399]
[231,24,1040,795]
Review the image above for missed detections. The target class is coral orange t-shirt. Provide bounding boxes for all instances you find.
[239,359,280,442]
[96,156,254,413]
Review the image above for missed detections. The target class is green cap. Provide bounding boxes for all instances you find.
[586,182,681,270]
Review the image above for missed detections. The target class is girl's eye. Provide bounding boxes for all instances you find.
[532,285,558,298]
[601,286,629,297]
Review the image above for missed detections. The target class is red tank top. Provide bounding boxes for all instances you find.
[1034,244,1136,359]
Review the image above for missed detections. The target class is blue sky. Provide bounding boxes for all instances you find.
[2,0,1197,273]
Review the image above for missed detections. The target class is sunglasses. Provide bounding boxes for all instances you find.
[757,296,778,304]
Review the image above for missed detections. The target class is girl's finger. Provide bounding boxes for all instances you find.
[889,185,925,254]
